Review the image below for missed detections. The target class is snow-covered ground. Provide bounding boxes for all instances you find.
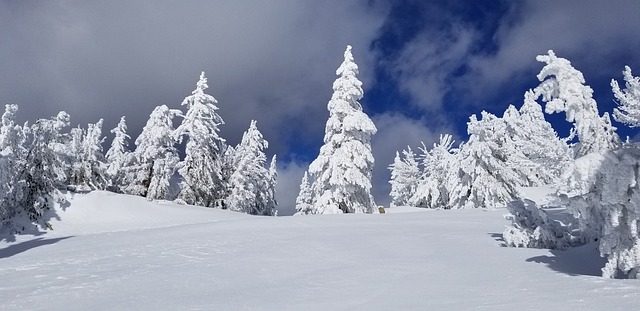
[1,191,638,310]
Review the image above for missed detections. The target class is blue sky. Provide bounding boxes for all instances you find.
[1,0,640,214]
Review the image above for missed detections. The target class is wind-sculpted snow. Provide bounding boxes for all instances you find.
[1,192,639,310]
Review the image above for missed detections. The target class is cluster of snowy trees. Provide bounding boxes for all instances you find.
[1,71,277,232]
[296,45,377,215]
[388,50,640,278]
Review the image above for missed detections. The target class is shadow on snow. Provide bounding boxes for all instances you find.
[0,236,72,259]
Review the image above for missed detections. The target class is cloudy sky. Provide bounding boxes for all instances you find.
[2,0,640,215]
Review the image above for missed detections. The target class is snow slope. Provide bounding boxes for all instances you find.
[1,191,638,310]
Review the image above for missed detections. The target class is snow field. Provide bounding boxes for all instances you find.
[1,191,639,310]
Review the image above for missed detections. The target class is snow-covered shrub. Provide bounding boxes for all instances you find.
[561,145,640,278]
[503,199,574,250]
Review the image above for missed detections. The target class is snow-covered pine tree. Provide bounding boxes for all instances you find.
[105,116,131,191]
[535,50,621,157]
[2,112,69,228]
[65,126,84,188]
[453,112,526,209]
[0,104,26,225]
[510,90,572,185]
[174,72,226,207]
[388,147,420,207]
[612,66,640,127]
[78,119,107,190]
[307,45,377,214]
[295,171,313,215]
[226,120,274,215]
[125,105,179,200]
[410,134,459,209]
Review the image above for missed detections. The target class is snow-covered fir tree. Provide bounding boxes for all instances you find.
[105,116,131,191]
[0,104,26,225]
[453,112,521,209]
[612,66,640,127]
[410,134,459,209]
[388,147,420,207]
[77,119,108,190]
[295,171,313,215]
[174,72,226,207]
[510,90,572,185]
[2,112,69,229]
[226,120,276,215]
[535,50,621,157]
[125,105,179,200]
[306,45,377,214]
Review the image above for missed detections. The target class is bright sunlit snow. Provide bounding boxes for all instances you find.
[1,191,638,310]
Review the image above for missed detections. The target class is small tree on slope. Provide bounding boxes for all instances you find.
[410,134,459,209]
[105,116,131,191]
[295,171,313,215]
[388,147,420,207]
[535,50,620,157]
[307,45,377,214]
[78,119,108,190]
[226,120,275,215]
[174,72,226,207]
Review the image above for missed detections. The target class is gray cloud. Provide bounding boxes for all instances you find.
[274,161,307,216]
[0,0,388,157]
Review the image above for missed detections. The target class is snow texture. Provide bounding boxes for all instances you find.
[1,191,638,310]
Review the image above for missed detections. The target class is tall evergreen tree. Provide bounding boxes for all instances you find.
[175,72,226,207]
[306,45,377,214]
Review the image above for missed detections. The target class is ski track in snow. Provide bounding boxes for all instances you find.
[0,191,639,310]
